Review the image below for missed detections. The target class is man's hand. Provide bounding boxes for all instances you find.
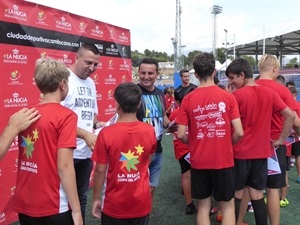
[9,108,40,133]
[167,122,178,133]
[83,132,97,151]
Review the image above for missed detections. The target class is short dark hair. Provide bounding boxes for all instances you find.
[138,58,159,73]
[276,75,285,84]
[193,52,215,81]
[175,87,195,104]
[214,76,220,85]
[286,81,295,87]
[114,82,142,113]
[289,86,297,95]
[179,69,189,77]
[225,58,253,78]
[78,43,100,56]
[164,87,169,94]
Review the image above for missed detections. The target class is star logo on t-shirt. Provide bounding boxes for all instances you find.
[119,144,145,172]
[20,129,39,159]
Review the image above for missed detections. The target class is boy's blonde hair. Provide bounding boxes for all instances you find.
[258,54,280,73]
[34,58,69,94]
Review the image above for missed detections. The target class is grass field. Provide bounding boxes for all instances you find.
[11,135,300,225]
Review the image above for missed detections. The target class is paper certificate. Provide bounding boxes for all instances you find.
[184,152,191,164]
[285,136,295,146]
[94,114,119,135]
[267,146,281,176]
[158,120,176,136]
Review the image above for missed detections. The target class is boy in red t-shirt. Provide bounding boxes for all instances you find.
[92,82,157,225]
[226,58,294,225]
[177,52,244,225]
[165,87,175,118]
[255,54,300,225]
[12,58,82,225]
[169,88,196,215]
[289,86,300,183]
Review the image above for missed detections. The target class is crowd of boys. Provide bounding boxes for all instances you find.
[1,45,300,225]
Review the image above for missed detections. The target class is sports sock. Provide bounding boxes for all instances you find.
[235,198,241,223]
[251,198,267,225]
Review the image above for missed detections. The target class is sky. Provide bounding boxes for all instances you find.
[26,0,300,56]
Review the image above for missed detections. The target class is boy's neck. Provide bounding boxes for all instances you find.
[199,79,215,87]
[244,78,257,86]
[40,92,62,104]
[117,112,138,122]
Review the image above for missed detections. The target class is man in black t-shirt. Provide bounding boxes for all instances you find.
[175,69,198,102]
[136,58,171,197]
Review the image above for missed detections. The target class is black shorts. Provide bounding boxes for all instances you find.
[291,141,300,156]
[191,167,235,202]
[286,156,291,171]
[178,153,191,174]
[234,158,267,191]
[101,212,149,225]
[18,210,73,225]
[267,145,286,189]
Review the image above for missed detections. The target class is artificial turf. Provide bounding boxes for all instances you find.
[11,134,300,225]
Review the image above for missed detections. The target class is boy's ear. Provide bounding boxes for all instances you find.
[240,72,246,78]
[115,102,120,110]
[60,79,68,91]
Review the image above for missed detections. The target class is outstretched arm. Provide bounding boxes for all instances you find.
[0,108,40,160]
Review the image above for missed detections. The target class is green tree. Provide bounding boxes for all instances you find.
[186,50,201,70]
[216,48,226,64]
[286,57,298,68]
[131,50,145,67]
[241,55,256,68]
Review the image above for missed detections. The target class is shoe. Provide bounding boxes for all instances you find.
[264,197,267,204]
[186,203,196,215]
[280,198,290,207]
[296,177,300,183]
[247,204,254,213]
[291,157,296,163]
[216,211,222,222]
[290,162,295,167]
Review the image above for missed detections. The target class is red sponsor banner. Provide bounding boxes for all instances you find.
[0,1,131,224]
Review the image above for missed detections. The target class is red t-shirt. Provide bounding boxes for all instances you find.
[169,109,189,159]
[14,103,77,217]
[287,101,300,156]
[92,121,157,218]
[176,86,240,169]
[233,85,287,159]
[256,79,297,140]
[165,95,175,113]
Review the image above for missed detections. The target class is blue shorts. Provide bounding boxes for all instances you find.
[149,152,163,187]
